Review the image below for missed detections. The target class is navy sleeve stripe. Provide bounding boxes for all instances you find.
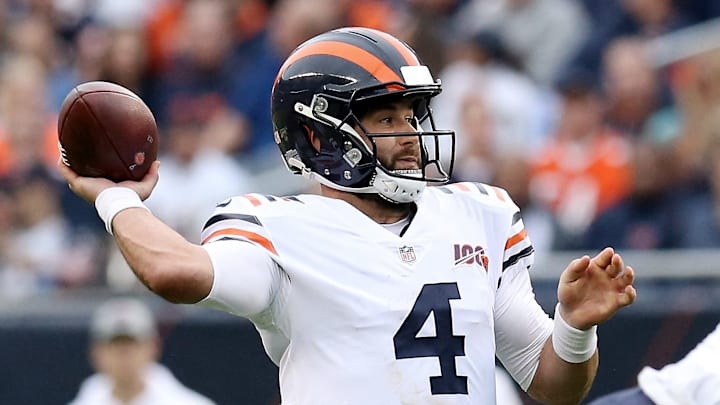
[512,211,522,225]
[203,213,262,230]
[502,246,534,271]
[472,183,489,195]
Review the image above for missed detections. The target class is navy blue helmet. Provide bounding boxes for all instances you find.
[271,27,455,203]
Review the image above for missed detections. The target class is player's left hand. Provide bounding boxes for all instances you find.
[556,247,636,330]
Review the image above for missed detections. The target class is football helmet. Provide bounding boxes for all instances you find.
[271,27,455,203]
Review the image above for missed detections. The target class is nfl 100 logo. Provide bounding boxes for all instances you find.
[398,246,416,263]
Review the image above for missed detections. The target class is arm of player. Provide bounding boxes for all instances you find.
[57,160,213,304]
[528,248,636,405]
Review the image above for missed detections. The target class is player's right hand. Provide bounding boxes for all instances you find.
[57,159,160,203]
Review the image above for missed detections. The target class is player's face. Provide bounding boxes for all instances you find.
[358,99,421,171]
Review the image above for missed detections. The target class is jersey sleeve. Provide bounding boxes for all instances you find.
[493,267,553,391]
[492,186,551,391]
[199,240,282,318]
[197,196,285,318]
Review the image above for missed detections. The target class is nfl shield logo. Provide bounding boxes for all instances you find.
[398,246,416,263]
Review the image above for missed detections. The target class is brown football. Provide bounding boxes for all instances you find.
[58,81,158,182]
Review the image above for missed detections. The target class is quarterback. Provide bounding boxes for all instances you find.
[58,27,636,404]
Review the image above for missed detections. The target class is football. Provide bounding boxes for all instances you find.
[58,81,159,182]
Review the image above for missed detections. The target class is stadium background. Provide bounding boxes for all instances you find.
[1,0,720,404]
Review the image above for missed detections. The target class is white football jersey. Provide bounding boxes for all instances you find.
[199,182,550,404]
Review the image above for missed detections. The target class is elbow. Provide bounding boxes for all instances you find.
[140,258,211,304]
[142,264,184,303]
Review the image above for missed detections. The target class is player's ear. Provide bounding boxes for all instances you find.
[304,126,321,152]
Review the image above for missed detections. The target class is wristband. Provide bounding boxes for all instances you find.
[95,187,149,235]
[552,303,598,363]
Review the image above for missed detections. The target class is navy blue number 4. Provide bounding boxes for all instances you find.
[393,282,467,395]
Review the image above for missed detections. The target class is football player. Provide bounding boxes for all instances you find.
[58,27,636,404]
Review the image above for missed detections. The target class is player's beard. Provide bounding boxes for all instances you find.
[378,144,422,173]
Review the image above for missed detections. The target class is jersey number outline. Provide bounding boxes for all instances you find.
[393,282,468,395]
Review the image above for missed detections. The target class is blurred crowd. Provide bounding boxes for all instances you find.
[1,0,720,301]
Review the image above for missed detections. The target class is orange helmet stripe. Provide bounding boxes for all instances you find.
[371,30,420,66]
[276,40,404,85]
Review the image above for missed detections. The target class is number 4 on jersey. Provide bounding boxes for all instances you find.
[393,282,468,395]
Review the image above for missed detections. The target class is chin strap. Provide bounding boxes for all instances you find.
[371,169,426,203]
[303,167,426,204]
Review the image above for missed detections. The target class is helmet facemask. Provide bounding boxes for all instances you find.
[293,87,455,203]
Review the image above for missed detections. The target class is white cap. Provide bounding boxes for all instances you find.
[90,298,158,341]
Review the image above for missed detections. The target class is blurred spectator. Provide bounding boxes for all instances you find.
[673,49,720,188]
[454,0,591,85]
[149,0,245,128]
[5,12,57,68]
[492,152,556,262]
[68,297,216,405]
[0,50,104,235]
[582,137,682,250]
[0,53,58,176]
[602,36,673,136]
[0,166,100,302]
[98,27,152,98]
[530,68,633,249]
[144,0,268,75]
[674,137,720,248]
[228,0,346,160]
[449,93,496,183]
[570,0,694,77]
[384,0,463,75]
[433,31,550,169]
[48,21,111,111]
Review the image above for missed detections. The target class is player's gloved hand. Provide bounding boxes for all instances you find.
[57,158,160,204]
[556,247,636,330]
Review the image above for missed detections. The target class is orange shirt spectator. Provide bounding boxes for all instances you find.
[530,70,634,244]
[531,129,633,228]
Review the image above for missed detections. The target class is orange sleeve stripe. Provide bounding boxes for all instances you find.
[454,182,471,192]
[491,186,506,202]
[505,228,528,250]
[201,228,278,255]
[241,194,262,207]
[372,29,419,66]
[276,40,403,85]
